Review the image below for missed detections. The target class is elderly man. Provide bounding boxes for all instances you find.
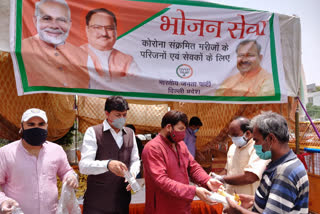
[142,110,223,214]
[215,40,274,97]
[79,96,140,214]
[212,117,269,196]
[225,112,309,214]
[22,0,89,88]
[82,8,140,89]
[0,108,78,214]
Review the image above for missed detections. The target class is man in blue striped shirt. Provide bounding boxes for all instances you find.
[225,111,309,214]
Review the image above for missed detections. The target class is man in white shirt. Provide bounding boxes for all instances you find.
[79,96,140,214]
[82,8,140,89]
[212,117,269,196]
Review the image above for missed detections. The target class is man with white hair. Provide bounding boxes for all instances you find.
[82,8,141,89]
[21,0,89,88]
[0,108,78,214]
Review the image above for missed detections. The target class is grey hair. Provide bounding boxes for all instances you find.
[250,111,289,143]
[35,0,71,20]
[236,40,261,55]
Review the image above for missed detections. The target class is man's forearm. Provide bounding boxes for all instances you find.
[223,172,258,185]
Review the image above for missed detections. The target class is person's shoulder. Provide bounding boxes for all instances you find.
[143,136,163,151]
[276,156,307,179]
[65,42,88,58]
[21,35,38,50]
[258,68,273,78]
[112,48,133,60]
[0,140,20,151]
[44,141,65,151]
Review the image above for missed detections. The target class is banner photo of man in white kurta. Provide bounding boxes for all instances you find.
[10,0,287,103]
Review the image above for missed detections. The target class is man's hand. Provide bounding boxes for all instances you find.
[224,197,242,214]
[0,198,19,214]
[206,178,223,192]
[63,172,78,188]
[126,184,132,192]
[209,172,225,184]
[238,194,254,209]
[195,187,216,206]
[108,160,128,177]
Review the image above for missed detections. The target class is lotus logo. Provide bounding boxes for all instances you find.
[176,64,193,79]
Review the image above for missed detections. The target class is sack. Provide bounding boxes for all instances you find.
[56,183,81,214]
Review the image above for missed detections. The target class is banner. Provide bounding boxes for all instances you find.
[10,0,287,103]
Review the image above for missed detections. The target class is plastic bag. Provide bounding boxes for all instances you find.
[209,189,241,207]
[56,183,81,214]
[12,206,24,214]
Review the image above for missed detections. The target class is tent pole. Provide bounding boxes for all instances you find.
[74,95,78,164]
[295,97,300,154]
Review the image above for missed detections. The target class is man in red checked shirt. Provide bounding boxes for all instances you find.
[142,110,223,214]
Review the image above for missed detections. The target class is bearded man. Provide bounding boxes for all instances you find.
[21,0,89,88]
[142,110,223,214]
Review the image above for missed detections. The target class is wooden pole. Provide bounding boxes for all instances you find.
[295,97,300,154]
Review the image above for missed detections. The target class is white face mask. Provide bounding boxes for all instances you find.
[231,134,247,147]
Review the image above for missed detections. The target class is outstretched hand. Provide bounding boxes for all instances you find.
[195,187,216,206]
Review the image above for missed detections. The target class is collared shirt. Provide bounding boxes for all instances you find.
[215,68,275,96]
[225,139,270,196]
[142,134,211,214]
[79,120,140,176]
[184,127,196,157]
[253,150,309,214]
[86,45,140,90]
[21,35,89,88]
[0,140,73,214]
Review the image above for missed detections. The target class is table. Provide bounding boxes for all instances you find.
[129,201,223,214]
[79,179,224,213]
[80,201,223,214]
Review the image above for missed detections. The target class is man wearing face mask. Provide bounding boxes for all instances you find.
[0,108,78,214]
[224,112,309,214]
[142,110,223,214]
[213,117,269,196]
[184,116,203,158]
[79,96,140,214]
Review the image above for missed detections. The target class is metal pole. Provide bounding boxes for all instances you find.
[295,97,300,154]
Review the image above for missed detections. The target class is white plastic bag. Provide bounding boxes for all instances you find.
[56,183,81,214]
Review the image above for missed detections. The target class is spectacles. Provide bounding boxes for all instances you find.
[38,15,69,25]
[89,25,116,32]
[237,53,258,58]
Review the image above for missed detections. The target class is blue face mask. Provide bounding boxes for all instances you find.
[254,144,272,160]
[193,128,199,134]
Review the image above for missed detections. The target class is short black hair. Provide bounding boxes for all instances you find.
[189,116,202,126]
[86,8,117,26]
[126,124,136,133]
[161,110,188,128]
[104,96,129,112]
[234,117,252,133]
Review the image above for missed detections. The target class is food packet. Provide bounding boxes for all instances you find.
[209,189,241,207]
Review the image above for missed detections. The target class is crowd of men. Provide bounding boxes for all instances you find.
[0,95,309,214]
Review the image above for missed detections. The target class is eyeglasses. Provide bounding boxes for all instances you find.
[237,53,258,58]
[89,25,116,32]
[38,15,69,25]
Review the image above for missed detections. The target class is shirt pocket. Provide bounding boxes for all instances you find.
[45,161,58,181]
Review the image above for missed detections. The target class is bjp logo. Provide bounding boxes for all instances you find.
[176,64,193,79]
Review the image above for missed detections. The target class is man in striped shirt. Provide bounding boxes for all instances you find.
[225,111,309,214]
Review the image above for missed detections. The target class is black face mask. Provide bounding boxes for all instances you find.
[22,128,48,146]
